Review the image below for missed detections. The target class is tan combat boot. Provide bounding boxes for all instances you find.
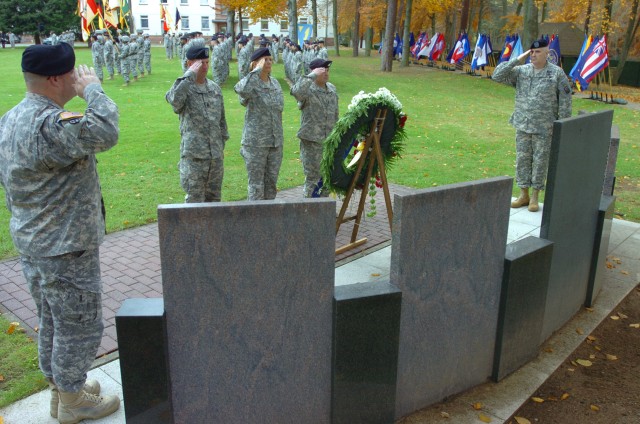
[58,389,120,424]
[49,379,101,418]
[528,189,540,212]
[511,188,530,208]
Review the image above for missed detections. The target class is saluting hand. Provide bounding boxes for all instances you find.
[74,65,101,99]
[517,50,531,62]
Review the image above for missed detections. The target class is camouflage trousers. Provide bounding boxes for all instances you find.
[115,55,121,74]
[93,58,104,80]
[515,130,552,191]
[105,57,114,78]
[21,249,103,393]
[144,54,151,74]
[300,139,328,198]
[128,57,138,77]
[165,46,173,59]
[240,145,283,201]
[121,60,130,83]
[179,157,224,203]
[137,54,145,75]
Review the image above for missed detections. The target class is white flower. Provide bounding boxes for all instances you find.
[347,87,403,112]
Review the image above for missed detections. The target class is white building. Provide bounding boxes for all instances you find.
[130,0,335,42]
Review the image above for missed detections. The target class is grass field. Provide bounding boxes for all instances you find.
[0,45,638,260]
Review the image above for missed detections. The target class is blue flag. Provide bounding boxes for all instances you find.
[548,34,561,66]
[471,34,487,70]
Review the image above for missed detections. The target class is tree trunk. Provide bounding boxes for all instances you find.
[333,0,339,56]
[476,0,486,33]
[430,13,436,35]
[364,27,373,57]
[515,0,523,16]
[612,0,640,85]
[381,0,397,72]
[540,0,547,22]
[460,0,470,34]
[226,9,235,40]
[445,10,455,52]
[584,0,592,34]
[601,0,613,35]
[400,0,413,67]
[353,0,360,56]
[288,0,298,45]
[522,0,538,49]
[312,0,318,38]
[238,9,243,35]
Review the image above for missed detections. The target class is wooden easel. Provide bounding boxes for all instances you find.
[335,108,394,255]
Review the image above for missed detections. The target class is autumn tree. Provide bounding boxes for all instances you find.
[381,0,398,71]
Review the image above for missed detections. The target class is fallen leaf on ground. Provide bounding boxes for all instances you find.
[6,322,19,335]
[514,417,531,424]
[587,335,597,341]
[585,307,595,312]
[595,345,602,351]
[621,270,629,275]
[561,393,570,400]
[531,397,545,403]
[0,374,4,382]
[590,404,600,412]
[589,354,596,359]
[568,368,575,372]
[440,411,450,418]
[610,315,620,320]
[570,360,578,366]
[473,402,483,410]
[618,312,628,319]
[576,328,584,335]
[576,359,593,367]
[606,354,618,360]
[544,346,554,353]
[370,273,381,277]
[478,413,492,422]
[629,323,640,328]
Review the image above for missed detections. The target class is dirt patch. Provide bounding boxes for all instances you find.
[507,284,640,424]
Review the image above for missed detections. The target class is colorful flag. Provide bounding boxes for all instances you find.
[394,33,402,57]
[499,34,515,63]
[450,33,470,64]
[412,32,427,57]
[429,33,446,61]
[485,35,493,61]
[511,34,523,58]
[569,34,593,87]
[548,34,561,66]
[175,8,181,30]
[575,35,609,91]
[417,32,437,58]
[103,0,118,28]
[471,34,487,70]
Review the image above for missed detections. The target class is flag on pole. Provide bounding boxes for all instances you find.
[450,33,470,64]
[175,8,181,31]
[429,33,446,61]
[548,34,561,65]
[471,34,487,70]
[103,0,118,28]
[412,32,427,58]
[569,34,593,89]
[417,32,437,58]
[499,34,516,63]
[575,35,609,91]
[511,34,523,58]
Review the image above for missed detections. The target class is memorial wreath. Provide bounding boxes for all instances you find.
[320,87,407,196]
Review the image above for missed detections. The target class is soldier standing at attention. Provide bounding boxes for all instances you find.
[136,29,145,77]
[290,58,339,197]
[91,34,105,82]
[234,48,284,201]
[143,34,152,75]
[166,47,229,203]
[119,35,131,86]
[0,43,120,424]
[104,34,115,80]
[164,31,173,59]
[128,34,139,81]
[492,38,572,212]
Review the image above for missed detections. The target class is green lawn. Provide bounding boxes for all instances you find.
[0,46,638,260]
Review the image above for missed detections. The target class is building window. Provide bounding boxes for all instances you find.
[180,0,188,4]
[201,16,210,31]
[182,16,190,29]
[140,15,149,29]
[160,0,167,4]
[280,20,288,32]
[200,0,208,5]
[242,19,249,31]
[139,0,148,5]
[299,17,308,24]
[260,19,269,31]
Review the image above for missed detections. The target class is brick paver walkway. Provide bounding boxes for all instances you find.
[0,184,412,357]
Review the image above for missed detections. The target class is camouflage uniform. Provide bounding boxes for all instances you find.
[104,37,115,79]
[234,68,284,200]
[143,36,152,74]
[166,69,229,202]
[492,57,572,190]
[114,37,122,75]
[290,72,339,197]
[136,31,145,76]
[211,44,224,86]
[128,35,139,79]
[119,37,131,84]
[92,36,105,81]
[237,45,250,79]
[164,33,173,59]
[0,84,119,393]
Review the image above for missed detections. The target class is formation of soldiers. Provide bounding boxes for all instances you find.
[283,38,328,83]
[89,28,153,86]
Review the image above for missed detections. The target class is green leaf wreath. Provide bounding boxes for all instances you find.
[321,87,407,196]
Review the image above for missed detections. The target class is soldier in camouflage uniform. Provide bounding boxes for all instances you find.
[91,34,105,82]
[493,38,572,212]
[104,34,115,80]
[114,32,122,75]
[0,43,120,423]
[234,48,284,201]
[290,59,339,197]
[136,29,145,77]
[178,34,186,63]
[143,34,152,75]
[237,37,250,79]
[164,32,173,59]
[316,39,329,61]
[128,34,139,80]
[166,46,229,202]
[119,36,131,86]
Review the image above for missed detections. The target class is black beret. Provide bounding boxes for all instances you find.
[530,38,549,49]
[186,47,209,60]
[250,47,271,62]
[22,43,75,76]
[309,59,332,70]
